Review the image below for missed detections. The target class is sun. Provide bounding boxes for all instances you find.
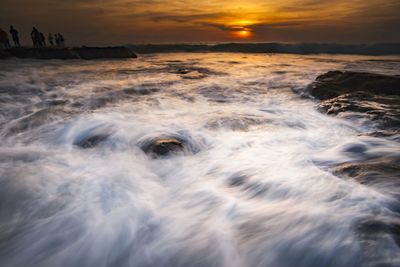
[239,30,251,37]
[228,19,254,39]
[233,29,252,39]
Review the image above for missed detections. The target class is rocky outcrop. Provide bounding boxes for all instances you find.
[8,48,77,59]
[308,71,400,206]
[1,47,137,60]
[74,46,137,59]
[138,133,201,158]
[308,71,400,100]
[0,50,11,59]
[139,137,185,158]
[308,71,400,131]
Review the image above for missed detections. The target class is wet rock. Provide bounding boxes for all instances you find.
[73,46,137,60]
[123,87,159,95]
[0,50,11,59]
[308,71,400,100]
[7,47,77,59]
[332,156,400,199]
[73,133,110,149]
[307,71,400,132]
[73,125,115,149]
[140,137,185,157]
[308,71,400,206]
[138,132,201,158]
[2,47,137,60]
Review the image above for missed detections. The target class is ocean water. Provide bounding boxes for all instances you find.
[0,53,400,267]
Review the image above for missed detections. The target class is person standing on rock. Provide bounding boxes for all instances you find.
[58,33,65,47]
[55,33,60,47]
[0,28,11,48]
[31,27,39,47]
[39,32,46,47]
[9,26,20,47]
[48,33,54,46]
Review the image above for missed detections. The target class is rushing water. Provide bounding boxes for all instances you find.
[0,53,400,267]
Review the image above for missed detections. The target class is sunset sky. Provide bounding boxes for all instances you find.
[1,0,399,45]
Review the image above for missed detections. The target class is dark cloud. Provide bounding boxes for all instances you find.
[152,13,224,23]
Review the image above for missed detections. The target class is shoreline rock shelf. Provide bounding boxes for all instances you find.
[0,46,137,60]
[307,70,400,207]
[307,71,400,132]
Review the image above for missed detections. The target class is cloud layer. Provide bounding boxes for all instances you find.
[0,0,399,45]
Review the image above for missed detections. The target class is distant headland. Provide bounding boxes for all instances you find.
[128,43,400,55]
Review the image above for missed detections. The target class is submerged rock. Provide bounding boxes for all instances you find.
[140,137,185,157]
[138,133,201,158]
[73,125,115,149]
[73,133,110,149]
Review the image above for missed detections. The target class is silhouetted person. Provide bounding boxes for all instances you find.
[55,33,60,47]
[59,33,65,47]
[31,27,40,47]
[0,28,11,48]
[55,33,65,48]
[48,33,54,46]
[9,26,20,47]
[39,32,46,47]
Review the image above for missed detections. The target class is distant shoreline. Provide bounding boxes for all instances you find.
[128,43,400,55]
[2,43,400,60]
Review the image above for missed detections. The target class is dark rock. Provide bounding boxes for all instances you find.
[73,125,115,149]
[123,87,159,95]
[307,71,400,250]
[73,133,110,149]
[73,46,137,60]
[138,132,201,158]
[307,71,400,132]
[1,47,137,60]
[308,71,400,100]
[8,47,77,59]
[140,137,185,157]
[317,92,400,130]
[0,50,11,59]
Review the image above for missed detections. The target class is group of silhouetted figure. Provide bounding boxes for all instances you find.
[0,25,65,49]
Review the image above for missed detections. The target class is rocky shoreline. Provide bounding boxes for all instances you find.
[0,46,137,60]
[308,71,400,200]
[307,71,400,135]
